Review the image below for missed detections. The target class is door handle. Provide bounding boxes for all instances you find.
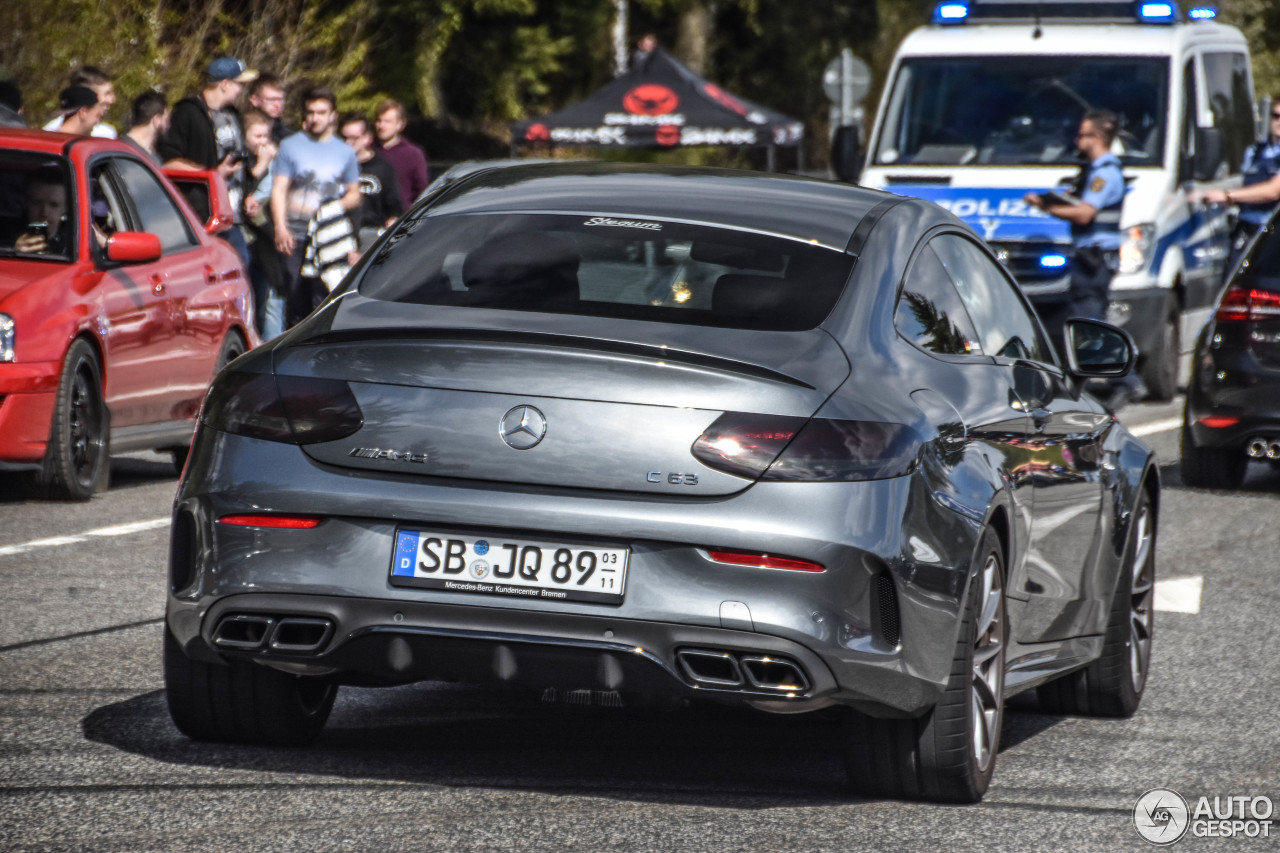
[149,273,167,295]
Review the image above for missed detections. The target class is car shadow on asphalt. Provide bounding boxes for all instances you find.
[1158,457,1280,493]
[83,682,1067,805]
[0,455,178,504]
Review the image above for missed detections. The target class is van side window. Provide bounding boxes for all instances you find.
[1203,52,1254,174]
[1179,59,1198,182]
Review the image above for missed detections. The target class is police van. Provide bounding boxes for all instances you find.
[860,0,1256,399]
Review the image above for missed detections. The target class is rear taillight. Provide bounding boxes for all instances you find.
[201,371,364,444]
[690,413,807,478]
[1215,287,1280,323]
[692,413,921,482]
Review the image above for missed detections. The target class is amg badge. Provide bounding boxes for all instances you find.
[348,447,428,463]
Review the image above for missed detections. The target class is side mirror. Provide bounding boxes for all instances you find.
[1193,127,1225,182]
[831,125,862,184]
[106,231,162,264]
[1065,318,1135,378]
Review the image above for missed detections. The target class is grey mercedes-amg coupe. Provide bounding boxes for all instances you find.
[165,162,1158,803]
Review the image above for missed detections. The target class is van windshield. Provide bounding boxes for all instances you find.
[875,56,1169,168]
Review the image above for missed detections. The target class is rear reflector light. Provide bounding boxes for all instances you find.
[706,549,825,572]
[201,371,364,444]
[218,515,322,529]
[1198,416,1240,429]
[1215,287,1280,323]
[692,413,921,482]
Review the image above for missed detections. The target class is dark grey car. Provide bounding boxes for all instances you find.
[165,162,1158,803]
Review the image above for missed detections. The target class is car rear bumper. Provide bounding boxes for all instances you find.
[1185,346,1280,449]
[167,428,986,717]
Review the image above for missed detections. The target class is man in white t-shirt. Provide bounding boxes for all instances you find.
[43,65,117,139]
[271,86,361,326]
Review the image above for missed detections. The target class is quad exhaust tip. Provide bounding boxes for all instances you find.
[1244,438,1280,459]
[212,613,334,655]
[676,648,811,695]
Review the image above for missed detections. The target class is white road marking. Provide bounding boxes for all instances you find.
[1129,416,1183,438]
[1154,575,1203,614]
[0,517,169,557]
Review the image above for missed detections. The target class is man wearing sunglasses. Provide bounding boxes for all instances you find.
[1204,96,1280,257]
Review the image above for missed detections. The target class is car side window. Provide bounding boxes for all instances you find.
[89,163,129,243]
[930,233,1053,364]
[113,158,198,254]
[894,243,984,356]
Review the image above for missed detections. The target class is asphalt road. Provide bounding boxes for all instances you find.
[1,398,1278,853]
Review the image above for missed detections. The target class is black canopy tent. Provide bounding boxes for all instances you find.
[511,47,804,171]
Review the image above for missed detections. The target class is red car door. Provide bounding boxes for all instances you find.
[88,157,177,428]
[111,158,231,422]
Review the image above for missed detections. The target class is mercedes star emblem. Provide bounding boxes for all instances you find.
[499,405,547,450]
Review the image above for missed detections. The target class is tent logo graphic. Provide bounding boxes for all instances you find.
[525,123,550,142]
[623,84,679,116]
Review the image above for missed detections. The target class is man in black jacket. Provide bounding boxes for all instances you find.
[340,112,403,252]
[158,57,258,266]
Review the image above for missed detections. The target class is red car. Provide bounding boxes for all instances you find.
[0,129,256,499]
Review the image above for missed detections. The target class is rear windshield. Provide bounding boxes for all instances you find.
[0,151,76,262]
[357,213,856,331]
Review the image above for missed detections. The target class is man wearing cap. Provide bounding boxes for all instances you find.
[55,86,102,136]
[159,57,258,266]
[44,66,117,138]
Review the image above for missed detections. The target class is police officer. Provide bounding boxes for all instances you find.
[1025,109,1140,405]
[1204,94,1280,262]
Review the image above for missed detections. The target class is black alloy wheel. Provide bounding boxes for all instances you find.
[36,339,108,500]
[1037,488,1155,717]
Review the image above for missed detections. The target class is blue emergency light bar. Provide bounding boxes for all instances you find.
[1138,3,1176,21]
[1040,254,1069,269]
[932,1,1217,24]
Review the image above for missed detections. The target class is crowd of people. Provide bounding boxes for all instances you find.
[0,59,432,339]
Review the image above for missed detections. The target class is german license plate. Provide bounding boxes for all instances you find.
[390,529,628,604]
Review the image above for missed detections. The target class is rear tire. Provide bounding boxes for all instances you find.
[1140,312,1179,402]
[164,629,336,745]
[1180,420,1246,489]
[1037,489,1154,717]
[842,527,1006,803]
[35,339,109,500]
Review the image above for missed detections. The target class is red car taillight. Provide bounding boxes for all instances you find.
[201,371,364,444]
[1215,287,1280,323]
[691,413,921,482]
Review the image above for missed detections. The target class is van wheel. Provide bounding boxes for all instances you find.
[842,527,1006,802]
[1141,312,1179,402]
[35,339,109,500]
[164,629,336,745]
